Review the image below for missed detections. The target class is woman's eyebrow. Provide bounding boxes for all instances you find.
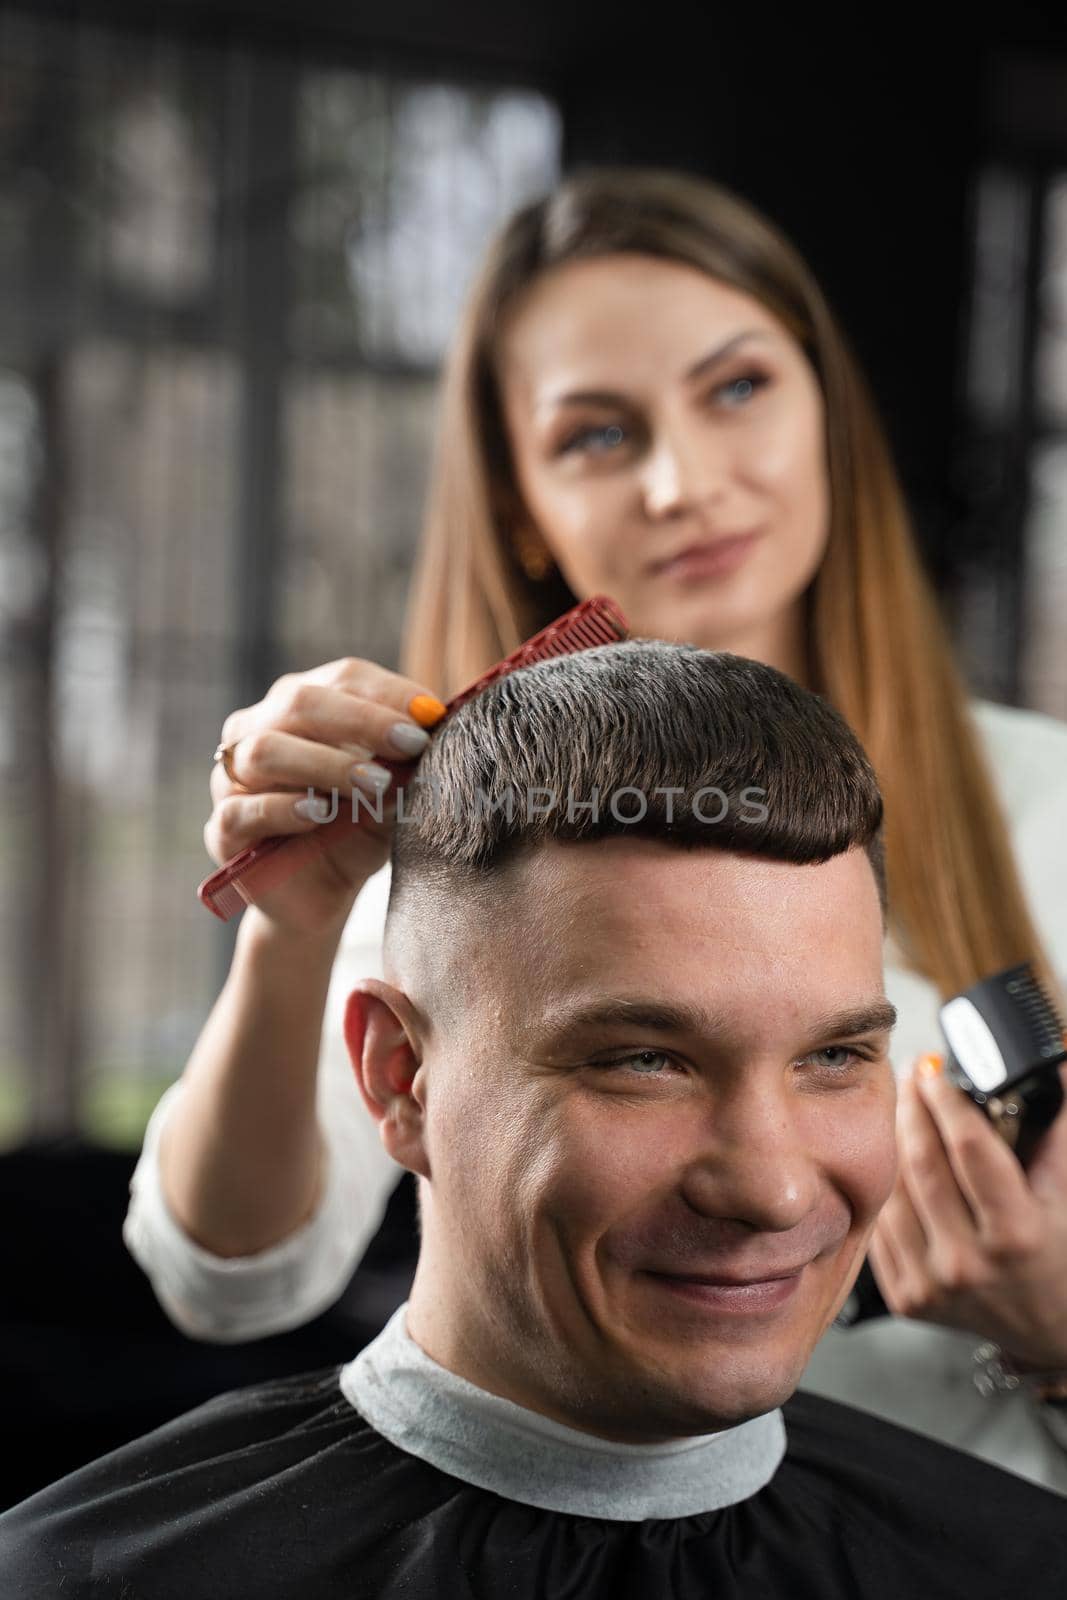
[536,329,774,414]
[683,328,774,384]
[535,386,629,415]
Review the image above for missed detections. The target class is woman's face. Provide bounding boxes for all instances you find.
[498,253,831,666]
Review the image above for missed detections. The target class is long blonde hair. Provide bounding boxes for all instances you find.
[402,167,1051,1000]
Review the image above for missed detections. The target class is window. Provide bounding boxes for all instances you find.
[951,58,1067,720]
[0,9,559,1143]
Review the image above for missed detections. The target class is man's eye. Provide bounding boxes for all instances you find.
[595,1050,674,1076]
[800,1046,865,1072]
[559,422,627,456]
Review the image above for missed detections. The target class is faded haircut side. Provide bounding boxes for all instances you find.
[387,641,886,921]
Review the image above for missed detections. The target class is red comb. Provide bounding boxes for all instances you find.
[198,595,629,920]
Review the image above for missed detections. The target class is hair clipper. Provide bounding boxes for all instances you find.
[940,962,1065,1168]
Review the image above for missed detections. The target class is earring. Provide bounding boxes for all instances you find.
[512,528,555,581]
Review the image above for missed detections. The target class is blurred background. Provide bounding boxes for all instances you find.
[0,0,1065,1504]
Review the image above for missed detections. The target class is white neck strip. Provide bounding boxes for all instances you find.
[339,1303,786,1521]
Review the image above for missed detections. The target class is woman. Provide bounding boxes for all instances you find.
[125,168,1067,1490]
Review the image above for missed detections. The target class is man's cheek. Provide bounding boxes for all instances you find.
[847,1114,898,1223]
[826,1077,897,1213]
[548,1149,671,1259]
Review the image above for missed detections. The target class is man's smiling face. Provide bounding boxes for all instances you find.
[388,835,897,1444]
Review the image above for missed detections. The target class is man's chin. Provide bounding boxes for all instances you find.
[622,1298,827,1417]
[596,1352,803,1440]
[674,1371,799,1434]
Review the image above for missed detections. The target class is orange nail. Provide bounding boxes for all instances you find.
[916,1052,944,1080]
[408,693,447,729]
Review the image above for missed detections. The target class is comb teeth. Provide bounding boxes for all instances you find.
[528,621,599,658]
[549,616,618,652]
[200,877,252,921]
[447,596,628,712]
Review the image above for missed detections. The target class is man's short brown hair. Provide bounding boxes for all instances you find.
[389,641,885,913]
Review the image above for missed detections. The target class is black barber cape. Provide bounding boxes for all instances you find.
[2,1303,1066,1599]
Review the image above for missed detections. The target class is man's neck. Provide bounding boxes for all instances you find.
[340,1303,787,1520]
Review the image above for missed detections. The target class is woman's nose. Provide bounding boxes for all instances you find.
[642,424,728,519]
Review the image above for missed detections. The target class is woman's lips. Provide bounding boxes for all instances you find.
[651,532,762,582]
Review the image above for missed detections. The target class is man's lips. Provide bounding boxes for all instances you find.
[640,1265,810,1314]
[646,1266,807,1286]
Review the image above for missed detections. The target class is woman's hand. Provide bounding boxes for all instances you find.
[869,1057,1067,1371]
[206,658,445,937]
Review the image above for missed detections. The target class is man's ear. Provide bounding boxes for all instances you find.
[343,982,430,1179]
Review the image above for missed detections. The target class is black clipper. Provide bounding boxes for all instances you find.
[836,960,1066,1328]
[940,961,1066,1169]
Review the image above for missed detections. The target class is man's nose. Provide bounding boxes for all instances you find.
[679,1084,822,1234]
[642,420,728,520]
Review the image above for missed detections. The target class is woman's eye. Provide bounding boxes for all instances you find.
[712,372,769,408]
[559,422,627,456]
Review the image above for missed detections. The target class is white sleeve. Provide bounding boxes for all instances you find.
[123,867,402,1343]
[970,702,1067,993]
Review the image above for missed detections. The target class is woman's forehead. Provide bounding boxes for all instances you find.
[498,257,788,401]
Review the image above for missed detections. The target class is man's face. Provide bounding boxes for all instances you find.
[400,837,897,1443]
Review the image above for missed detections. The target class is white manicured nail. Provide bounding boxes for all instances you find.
[351,761,392,792]
[294,796,332,821]
[389,722,430,756]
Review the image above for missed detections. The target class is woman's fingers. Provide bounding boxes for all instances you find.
[205,786,396,867]
[205,791,324,866]
[896,1069,983,1240]
[220,662,444,751]
[280,655,441,712]
[1027,1065,1067,1200]
[910,1057,1037,1252]
[266,666,446,751]
[868,1207,906,1307]
[208,737,377,808]
[203,661,447,918]
[210,725,399,806]
[870,1184,925,1317]
[221,688,437,776]
[863,1057,1067,1361]
[213,676,446,819]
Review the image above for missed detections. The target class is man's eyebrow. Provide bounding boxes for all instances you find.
[532,996,897,1050]
[802,1001,898,1040]
[537,330,773,414]
[537,998,727,1044]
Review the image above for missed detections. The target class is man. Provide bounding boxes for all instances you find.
[3,642,1065,1597]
